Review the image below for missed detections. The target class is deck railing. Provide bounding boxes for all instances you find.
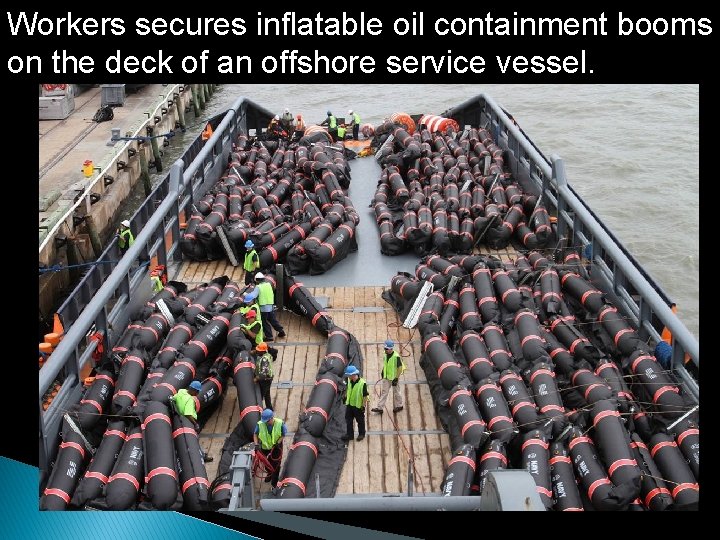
[39,92,698,484]
[38,97,273,482]
[447,94,699,401]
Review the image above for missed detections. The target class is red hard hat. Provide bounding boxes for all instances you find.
[246,310,256,318]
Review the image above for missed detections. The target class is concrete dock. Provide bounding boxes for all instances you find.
[40,84,180,225]
[38,83,218,328]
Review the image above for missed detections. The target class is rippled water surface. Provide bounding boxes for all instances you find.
[154,84,698,339]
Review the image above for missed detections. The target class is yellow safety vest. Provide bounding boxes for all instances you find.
[258,419,284,450]
[244,249,259,272]
[382,351,405,380]
[345,378,367,409]
[119,228,134,249]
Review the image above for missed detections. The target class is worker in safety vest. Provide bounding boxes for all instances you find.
[117,220,135,254]
[150,269,164,294]
[371,339,406,414]
[281,108,294,132]
[342,365,369,442]
[267,115,286,139]
[337,124,347,141]
[241,310,264,346]
[237,288,261,318]
[243,239,260,285]
[347,110,361,140]
[253,408,286,488]
[320,111,338,142]
[253,342,274,410]
[173,380,202,431]
[294,114,306,139]
[255,272,285,341]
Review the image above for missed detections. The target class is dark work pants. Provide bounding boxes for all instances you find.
[353,125,359,140]
[258,379,273,410]
[261,309,284,339]
[244,270,257,285]
[345,406,366,438]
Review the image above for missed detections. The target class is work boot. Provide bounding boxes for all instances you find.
[393,406,404,413]
[371,408,383,414]
[278,330,286,338]
[356,434,365,442]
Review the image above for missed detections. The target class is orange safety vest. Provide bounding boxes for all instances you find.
[201,123,214,141]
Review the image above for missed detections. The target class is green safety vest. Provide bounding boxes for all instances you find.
[351,112,360,125]
[257,281,274,307]
[119,228,134,249]
[151,275,164,294]
[257,418,284,450]
[173,389,197,420]
[382,351,405,381]
[244,249,259,271]
[238,302,261,317]
[328,116,337,129]
[241,319,264,345]
[345,377,367,409]
[337,125,346,139]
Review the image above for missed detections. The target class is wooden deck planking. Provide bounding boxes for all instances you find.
[179,284,452,496]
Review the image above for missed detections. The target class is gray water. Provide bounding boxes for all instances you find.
[156,84,699,340]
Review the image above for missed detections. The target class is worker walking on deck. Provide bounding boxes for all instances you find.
[321,111,338,142]
[243,240,260,285]
[117,220,134,255]
[255,273,286,341]
[253,408,287,488]
[372,339,406,414]
[342,366,369,442]
[347,110,361,140]
[253,342,274,410]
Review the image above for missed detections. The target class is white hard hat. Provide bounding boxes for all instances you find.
[284,108,289,113]
[255,272,265,280]
[348,110,353,115]
[121,220,130,228]
[274,115,279,121]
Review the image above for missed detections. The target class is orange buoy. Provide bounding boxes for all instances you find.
[660,304,678,344]
[53,313,64,336]
[201,122,214,141]
[304,125,333,142]
[39,342,53,354]
[45,333,62,346]
[419,114,460,134]
[390,112,416,135]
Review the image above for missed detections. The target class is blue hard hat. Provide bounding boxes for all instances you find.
[245,240,254,249]
[244,288,259,302]
[189,381,202,392]
[261,408,274,422]
[344,365,359,377]
[384,339,395,349]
